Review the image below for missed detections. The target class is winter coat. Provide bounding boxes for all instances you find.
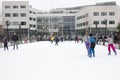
[89,37,96,48]
[12,35,18,41]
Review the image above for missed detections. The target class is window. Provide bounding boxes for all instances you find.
[101,12,107,16]
[5,13,11,17]
[93,12,99,16]
[33,12,36,14]
[82,15,85,18]
[13,5,18,8]
[30,24,32,27]
[93,21,99,24]
[109,20,115,24]
[21,22,26,25]
[21,13,26,17]
[109,12,115,16]
[33,18,36,21]
[13,22,19,25]
[29,11,32,13]
[101,20,107,24]
[13,13,18,17]
[20,5,26,8]
[29,17,32,20]
[77,16,82,20]
[5,5,10,8]
[33,25,36,27]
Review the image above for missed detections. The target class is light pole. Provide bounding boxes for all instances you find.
[5,20,9,42]
[19,23,21,42]
[104,19,107,36]
[103,19,107,45]
[94,21,99,44]
[94,21,98,34]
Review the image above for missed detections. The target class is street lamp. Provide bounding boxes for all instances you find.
[103,19,107,45]
[94,21,99,44]
[104,19,107,36]
[5,20,9,42]
[94,21,99,34]
[19,23,21,41]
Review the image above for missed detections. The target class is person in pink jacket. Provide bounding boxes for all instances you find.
[106,35,117,55]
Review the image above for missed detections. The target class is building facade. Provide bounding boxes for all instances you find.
[2,1,120,40]
[37,13,75,37]
[2,1,38,41]
[76,2,120,36]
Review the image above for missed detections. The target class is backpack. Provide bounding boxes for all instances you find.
[90,37,95,48]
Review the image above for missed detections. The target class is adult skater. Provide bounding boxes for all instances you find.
[84,32,90,56]
[75,35,79,43]
[12,32,19,49]
[89,33,96,57]
[106,35,117,55]
[54,36,59,46]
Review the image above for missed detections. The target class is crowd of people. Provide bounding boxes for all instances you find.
[84,32,119,58]
[1,31,120,58]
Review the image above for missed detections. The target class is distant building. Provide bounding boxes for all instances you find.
[2,1,39,40]
[2,1,120,39]
[76,2,120,35]
[37,13,75,36]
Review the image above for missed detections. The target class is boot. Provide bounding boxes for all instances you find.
[114,51,117,55]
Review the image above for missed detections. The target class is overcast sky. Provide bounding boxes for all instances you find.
[0,0,120,11]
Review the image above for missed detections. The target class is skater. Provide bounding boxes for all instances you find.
[84,33,90,55]
[106,35,117,55]
[50,36,54,43]
[75,35,79,43]
[54,36,59,46]
[3,37,8,50]
[89,33,96,57]
[12,32,19,49]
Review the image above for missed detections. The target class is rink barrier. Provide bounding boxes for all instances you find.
[0,40,120,49]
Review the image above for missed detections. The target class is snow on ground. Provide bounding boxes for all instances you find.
[0,41,120,80]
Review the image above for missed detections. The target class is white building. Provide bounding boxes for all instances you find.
[2,1,120,39]
[37,2,120,36]
[76,2,120,35]
[2,1,39,40]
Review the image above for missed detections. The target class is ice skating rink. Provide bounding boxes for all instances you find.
[0,41,120,80]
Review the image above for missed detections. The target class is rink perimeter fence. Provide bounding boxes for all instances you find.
[0,39,120,50]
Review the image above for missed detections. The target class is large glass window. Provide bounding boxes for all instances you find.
[63,16,75,22]
[21,13,26,17]
[21,22,26,25]
[101,12,107,16]
[109,20,115,24]
[109,12,115,16]
[5,13,11,17]
[5,5,10,9]
[101,20,106,24]
[13,5,18,8]
[20,5,26,8]
[93,21,99,24]
[13,21,19,25]
[13,13,18,17]
[43,17,49,23]
[93,12,99,16]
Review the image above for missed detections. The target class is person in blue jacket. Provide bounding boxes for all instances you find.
[89,33,96,57]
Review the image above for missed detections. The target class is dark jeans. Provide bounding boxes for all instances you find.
[13,41,18,49]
